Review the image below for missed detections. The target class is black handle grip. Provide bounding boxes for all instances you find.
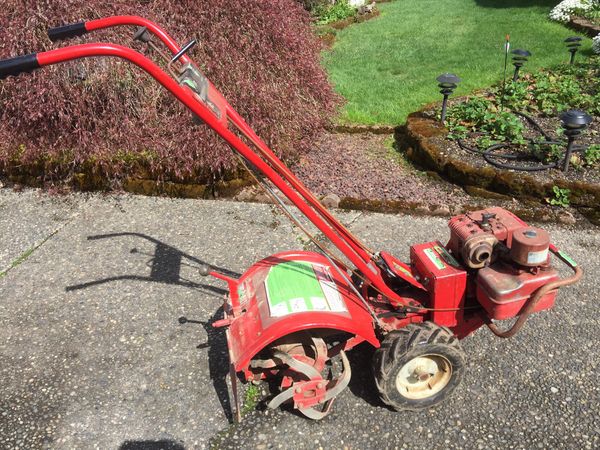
[0,54,40,80]
[48,22,87,42]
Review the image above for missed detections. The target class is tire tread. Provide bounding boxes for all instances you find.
[373,321,465,411]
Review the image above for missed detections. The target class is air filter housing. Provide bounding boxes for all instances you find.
[509,227,550,267]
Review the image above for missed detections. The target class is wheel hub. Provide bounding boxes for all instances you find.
[395,354,452,400]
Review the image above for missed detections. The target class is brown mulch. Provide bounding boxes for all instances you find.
[291,132,470,205]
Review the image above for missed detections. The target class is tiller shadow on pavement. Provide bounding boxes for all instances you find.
[0,15,582,422]
[64,232,237,422]
[65,232,238,296]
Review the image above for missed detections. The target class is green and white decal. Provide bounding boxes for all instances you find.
[265,261,348,317]
[424,248,446,270]
[558,250,577,267]
[392,261,415,279]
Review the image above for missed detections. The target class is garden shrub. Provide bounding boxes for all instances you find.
[313,0,357,25]
[549,0,599,23]
[0,0,340,186]
[297,0,332,11]
[445,97,526,145]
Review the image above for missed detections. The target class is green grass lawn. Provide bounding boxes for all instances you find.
[322,0,594,125]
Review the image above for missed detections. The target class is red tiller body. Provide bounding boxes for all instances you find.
[223,251,380,374]
[0,14,583,421]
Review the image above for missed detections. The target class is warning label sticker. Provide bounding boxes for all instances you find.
[433,245,461,268]
[265,261,348,317]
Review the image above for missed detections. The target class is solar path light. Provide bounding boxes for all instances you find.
[436,73,461,124]
[560,109,592,172]
[511,49,531,81]
[564,36,583,65]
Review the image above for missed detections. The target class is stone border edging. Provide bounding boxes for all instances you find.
[317,8,381,48]
[396,112,600,224]
[5,171,253,200]
[2,169,585,226]
[568,16,600,38]
[231,185,582,226]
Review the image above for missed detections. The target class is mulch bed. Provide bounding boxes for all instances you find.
[291,132,470,205]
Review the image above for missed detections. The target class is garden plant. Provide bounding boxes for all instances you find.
[0,0,340,189]
[444,57,600,173]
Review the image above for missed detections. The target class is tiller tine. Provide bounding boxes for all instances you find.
[272,349,323,379]
[267,350,352,420]
[226,328,242,423]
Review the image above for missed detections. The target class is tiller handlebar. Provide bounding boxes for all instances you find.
[0,15,413,312]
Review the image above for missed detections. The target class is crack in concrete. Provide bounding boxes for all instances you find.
[0,229,59,278]
[0,210,81,278]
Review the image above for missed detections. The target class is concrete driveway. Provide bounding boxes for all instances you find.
[0,188,598,449]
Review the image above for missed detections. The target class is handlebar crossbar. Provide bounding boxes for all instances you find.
[48,16,191,64]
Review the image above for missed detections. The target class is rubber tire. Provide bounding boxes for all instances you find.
[373,322,466,411]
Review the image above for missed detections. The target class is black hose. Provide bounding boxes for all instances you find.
[482,144,558,171]
[455,110,583,172]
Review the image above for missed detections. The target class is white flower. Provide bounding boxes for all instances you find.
[593,35,600,54]
[549,0,597,22]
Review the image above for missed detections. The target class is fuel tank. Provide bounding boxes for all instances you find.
[476,262,559,320]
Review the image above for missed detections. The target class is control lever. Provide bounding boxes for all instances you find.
[170,39,197,65]
[132,26,173,65]
[166,39,197,77]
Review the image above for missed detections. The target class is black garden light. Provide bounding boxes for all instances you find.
[564,36,583,65]
[436,73,461,124]
[511,49,531,81]
[560,109,592,172]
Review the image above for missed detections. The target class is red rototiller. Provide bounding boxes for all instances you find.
[0,16,582,421]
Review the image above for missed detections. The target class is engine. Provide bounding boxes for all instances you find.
[447,207,550,269]
[408,207,560,326]
[445,207,558,321]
